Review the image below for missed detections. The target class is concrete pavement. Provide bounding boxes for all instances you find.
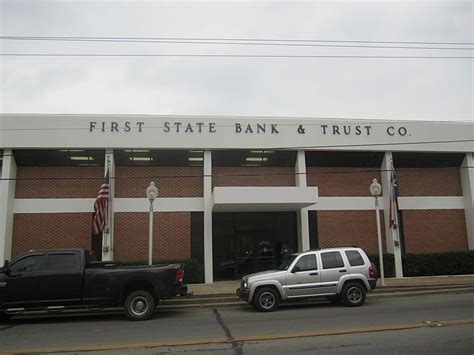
[187,274,474,296]
[163,275,474,308]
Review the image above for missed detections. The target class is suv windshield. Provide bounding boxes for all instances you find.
[277,255,297,271]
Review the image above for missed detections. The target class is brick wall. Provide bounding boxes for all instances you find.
[113,212,191,261]
[402,210,468,252]
[12,213,92,258]
[115,167,203,198]
[213,167,295,187]
[316,210,386,254]
[307,167,381,197]
[396,168,462,196]
[16,167,103,198]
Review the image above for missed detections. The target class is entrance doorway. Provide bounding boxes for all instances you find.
[213,212,297,280]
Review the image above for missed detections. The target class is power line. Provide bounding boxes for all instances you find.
[1,36,472,51]
[0,166,472,182]
[1,53,472,59]
[0,139,473,151]
[1,35,472,45]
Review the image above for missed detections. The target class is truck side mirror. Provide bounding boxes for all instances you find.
[3,260,10,275]
[291,265,301,273]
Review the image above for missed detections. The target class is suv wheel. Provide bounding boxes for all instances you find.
[341,282,366,307]
[253,287,279,312]
[124,290,156,321]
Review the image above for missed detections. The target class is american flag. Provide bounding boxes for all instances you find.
[389,161,400,229]
[92,170,109,235]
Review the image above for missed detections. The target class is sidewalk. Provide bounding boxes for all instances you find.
[187,275,474,297]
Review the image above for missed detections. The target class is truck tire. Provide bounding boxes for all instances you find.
[253,287,279,312]
[0,312,11,321]
[341,282,366,307]
[124,290,156,321]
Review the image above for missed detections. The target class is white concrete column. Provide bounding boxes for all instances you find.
[296,150,310,252]
[461,153,474,250]
[102,150,115,261]
[203,151,213,283]
[0,149,17,263]
[381,152,404,277]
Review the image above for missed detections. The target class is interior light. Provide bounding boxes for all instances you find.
[188,157,203,161]
[129,157,153,161]
[69,156,94,161]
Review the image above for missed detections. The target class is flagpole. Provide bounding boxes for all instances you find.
[390,160,404,278]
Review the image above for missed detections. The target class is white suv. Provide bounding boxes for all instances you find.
[236,247,377,312]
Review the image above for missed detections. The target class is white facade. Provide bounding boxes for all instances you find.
[1,114,473,283]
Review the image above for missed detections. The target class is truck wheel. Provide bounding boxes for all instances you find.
[124,290,156,321]
[341,282,366,307]
[253,287,279,312]
[0,312,11,321]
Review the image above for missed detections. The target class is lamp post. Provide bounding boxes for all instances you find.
[370,178,385,286]
[146,181,158,266]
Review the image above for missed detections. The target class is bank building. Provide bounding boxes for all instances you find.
[1,114,473,283]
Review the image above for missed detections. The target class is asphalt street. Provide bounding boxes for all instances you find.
[0,293,473,354]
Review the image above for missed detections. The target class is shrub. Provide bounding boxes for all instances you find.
[368,251,474,277]
[402,251,474,276]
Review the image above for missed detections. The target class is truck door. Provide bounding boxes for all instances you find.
[4,253,45,307]
[37,251,83,306]
[319,251,347,295]
[285,253,320,298]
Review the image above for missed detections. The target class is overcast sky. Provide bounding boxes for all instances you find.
[0,0,472,121]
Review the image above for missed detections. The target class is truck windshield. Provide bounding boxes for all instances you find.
[277,255,297,271]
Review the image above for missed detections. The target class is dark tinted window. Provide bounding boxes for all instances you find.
[10,255,43,272]
[293,254,317,272]
[345,250,365,266]
[321,252,345,269]
[45,254,76,270]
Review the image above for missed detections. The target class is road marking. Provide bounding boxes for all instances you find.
[2,318,474,354]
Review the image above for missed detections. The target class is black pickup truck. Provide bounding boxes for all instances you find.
[0,249,187,321]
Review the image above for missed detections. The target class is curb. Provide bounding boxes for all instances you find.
[160,286,474,309]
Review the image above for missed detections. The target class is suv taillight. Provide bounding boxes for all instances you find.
[369,265,376,279]
[176,268,184,283]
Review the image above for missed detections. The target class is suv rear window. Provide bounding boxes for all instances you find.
[321,251,345,269]
[345,250,365,266]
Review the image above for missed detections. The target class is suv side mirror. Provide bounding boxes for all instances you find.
[291,266,301,273]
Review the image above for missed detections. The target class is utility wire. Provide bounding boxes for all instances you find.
[1,36,472,50]
[1,35,472,45]
[0,166,472,182]
[0,140,473,151]
[1,53,472,59]
[2,138,473,150]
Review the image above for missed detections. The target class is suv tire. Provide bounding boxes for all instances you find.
[253,287,279,312]
[124,290,156,321]
[341,282,366,307]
